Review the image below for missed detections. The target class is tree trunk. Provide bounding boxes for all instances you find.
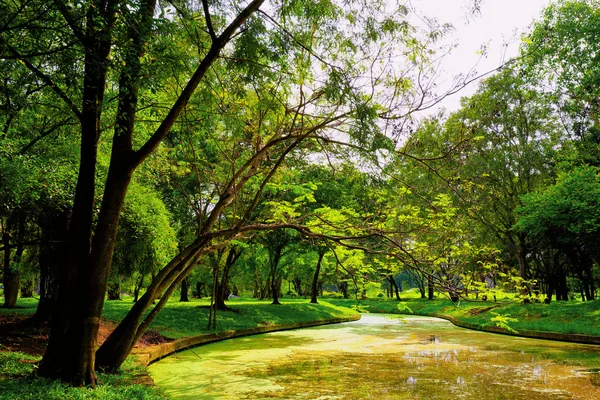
[36,211,68,321]
[95,243,204,372]
[557,268,569,301]
[427,276,434,300]
[214,247,240,311]
[3,213,25,308]
[2,231,18,308]
[517,233,528,281]
[133,274,144,303]
[388,275,401,301]
[271,276,281,305]
[39,0,265,384]
[339,281,348,299]
[37,1,119,385]
[180,277,189,302]
[310,251,325,304]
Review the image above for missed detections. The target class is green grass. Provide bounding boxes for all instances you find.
[327,295,600,337]
[0,297,358,339]
[101,297,358,339]
[0,351,166,399]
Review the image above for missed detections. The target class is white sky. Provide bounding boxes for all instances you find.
[411,0,552,113]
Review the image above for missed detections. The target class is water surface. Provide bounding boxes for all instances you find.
[148,315,600,399]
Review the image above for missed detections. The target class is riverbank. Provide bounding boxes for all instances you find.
[327,297,600,344]
[0,298,358,399]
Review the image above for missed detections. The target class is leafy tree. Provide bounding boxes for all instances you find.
[517,166,600,301]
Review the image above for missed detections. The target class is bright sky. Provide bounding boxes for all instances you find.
[411,0,552,113]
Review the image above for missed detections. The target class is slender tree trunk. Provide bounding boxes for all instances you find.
[270,249,282,305]
[96,242,205,371]
[388,275,401,301]
[2,231,16,308]
[3,213,25,308]
[427,276,434,300]
[214,248,240,311]
[517,233,528,281]
[180,277,189,302]
[133,274,144,303]
[310,251,325,304]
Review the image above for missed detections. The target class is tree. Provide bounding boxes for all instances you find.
[517,166,600,301]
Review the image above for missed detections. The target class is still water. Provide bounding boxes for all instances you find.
[148,315,600,399]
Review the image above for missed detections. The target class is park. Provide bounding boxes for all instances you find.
[1,0,600,398]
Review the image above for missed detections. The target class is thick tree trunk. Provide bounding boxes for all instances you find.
[180,277,189,302]
[39,0,266,384]
[37,1,118,385]
[310,251,325,304]
[36,211,68,321]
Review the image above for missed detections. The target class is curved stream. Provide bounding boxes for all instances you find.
[148,315,600,399]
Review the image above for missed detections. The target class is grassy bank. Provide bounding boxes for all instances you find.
[0,297,358,399]
[327,296,600,337]
[0,352,166,400]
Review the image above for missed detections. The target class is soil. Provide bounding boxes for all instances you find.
[0,314,172,357]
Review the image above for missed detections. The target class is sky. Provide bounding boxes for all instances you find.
[410,0,552,113]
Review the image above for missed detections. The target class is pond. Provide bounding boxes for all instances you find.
[148,315,600,399]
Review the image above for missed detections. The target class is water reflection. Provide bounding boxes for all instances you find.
[149,314,600,399]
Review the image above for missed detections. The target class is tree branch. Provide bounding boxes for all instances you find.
[201,0,217,41]
[133,0,266,166]
[6,45,82,122]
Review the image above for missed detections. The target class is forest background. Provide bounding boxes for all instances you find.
[1,0,600,387]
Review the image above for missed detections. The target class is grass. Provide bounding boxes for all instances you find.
[327,292,600,337]
[0,296,358,339]
[101,297,358,339]
[0,351,166,400]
